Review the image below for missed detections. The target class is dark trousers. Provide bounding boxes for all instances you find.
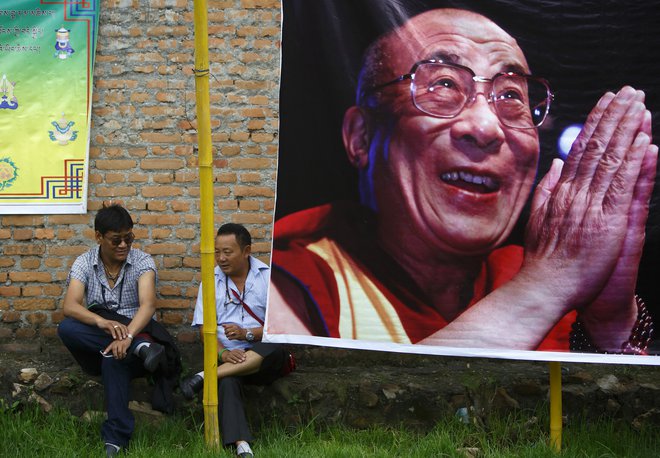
[57,317,148,448]
[220,343,287,445]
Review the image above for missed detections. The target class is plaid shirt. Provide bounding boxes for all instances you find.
[67,247,157,319]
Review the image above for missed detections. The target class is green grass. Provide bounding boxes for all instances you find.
[0,403,657,457]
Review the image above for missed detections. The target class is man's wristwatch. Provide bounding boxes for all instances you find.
[245,330,255,342]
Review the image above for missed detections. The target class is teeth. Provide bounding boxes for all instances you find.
[441,171,497,190]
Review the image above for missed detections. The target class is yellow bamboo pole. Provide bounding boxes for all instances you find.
[549,361,562,452]
[192,0,220,448]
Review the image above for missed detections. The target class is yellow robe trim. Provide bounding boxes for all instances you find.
[306,238,411,344]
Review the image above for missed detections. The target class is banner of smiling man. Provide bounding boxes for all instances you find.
[264,0,660,365]
[0,0,99,214]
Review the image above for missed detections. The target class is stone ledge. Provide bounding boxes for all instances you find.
[1,342,660,431]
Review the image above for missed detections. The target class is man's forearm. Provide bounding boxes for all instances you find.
[127,303,155,337]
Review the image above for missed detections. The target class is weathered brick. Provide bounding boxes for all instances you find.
[145,243,187,255]
[158,270,195,282]
[51,310,65,323]
[44,285,63,296]
[0,286,21,297]
[35,228,56,239]
[229,158,272,169]
[21,286,43,297]
[142,186,183,198]
[49,246,89,257]
[14,298,56,311]
[14,228,34,240]
[140,159,186,170]
[156,299,190,309]
[2,311,21,323]
[159,285,181,296]
[160,312,184,325]
[95,159,137,170]
[3,244,46,256]
[15,328,37,339]
[95,186,137,197]
[44,259,64,268]
[234,186,275,197]
[39,327,59,339]
[176,228,196,239]
[163,257,183,268]
[9,272,53,283]
[139,214,181,225]
[232,213,272,224]
[1,215,44,226]
[146,201,168,212]
[48,215,90,225]
[27,313,47,326]
[20,258,41,269]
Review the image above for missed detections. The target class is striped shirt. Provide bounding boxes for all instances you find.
[67,247,157,319]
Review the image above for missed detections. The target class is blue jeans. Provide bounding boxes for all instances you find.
[57,317,147,447]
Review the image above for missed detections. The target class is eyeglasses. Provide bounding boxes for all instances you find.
[103,232,135,246]
[362,60,553,129]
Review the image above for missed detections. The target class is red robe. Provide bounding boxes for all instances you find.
[272,202,574,350]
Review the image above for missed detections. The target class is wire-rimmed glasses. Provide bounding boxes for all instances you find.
[362,59,553,129]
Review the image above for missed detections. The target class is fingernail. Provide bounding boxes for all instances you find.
[634,132,650,146]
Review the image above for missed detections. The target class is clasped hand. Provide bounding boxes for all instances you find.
[523,86,657,349]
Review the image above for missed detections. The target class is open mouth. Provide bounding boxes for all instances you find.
[440,171,500,193]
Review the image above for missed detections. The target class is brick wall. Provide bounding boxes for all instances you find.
[0,0,281,345]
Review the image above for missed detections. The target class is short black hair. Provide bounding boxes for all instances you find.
[216,223,251,249]
[94,204,134,235]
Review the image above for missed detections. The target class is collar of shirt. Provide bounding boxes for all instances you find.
[213,256,269,287]
[93,246,136,270]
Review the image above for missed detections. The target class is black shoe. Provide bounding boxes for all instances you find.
[180,374,203,400]
[138,342,165,373]
[104,443,121,457]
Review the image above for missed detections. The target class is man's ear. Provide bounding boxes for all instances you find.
[342,106,370,169]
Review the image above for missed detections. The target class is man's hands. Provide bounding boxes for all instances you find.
[97,318,129,340]
[97,318,133,359]
[222,323,247,341]
[523,86,657,349]
[220,348,248,364]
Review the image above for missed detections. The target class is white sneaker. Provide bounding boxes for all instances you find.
[236,441,253,458]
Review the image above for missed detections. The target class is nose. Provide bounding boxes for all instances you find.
[450,93,505,152]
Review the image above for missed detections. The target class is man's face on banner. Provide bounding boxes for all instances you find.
[367,10,541,256]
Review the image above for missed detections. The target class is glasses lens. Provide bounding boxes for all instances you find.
[108,233,134,246]
[412,63,472,117]
[492,75,550,128]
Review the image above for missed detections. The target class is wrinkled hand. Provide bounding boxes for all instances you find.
[580,107,658,350]
[222,323,245,341]
[98,319,129,340]
[522,87,653,313]
[103,338,132,360]
[221,348,247,364]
